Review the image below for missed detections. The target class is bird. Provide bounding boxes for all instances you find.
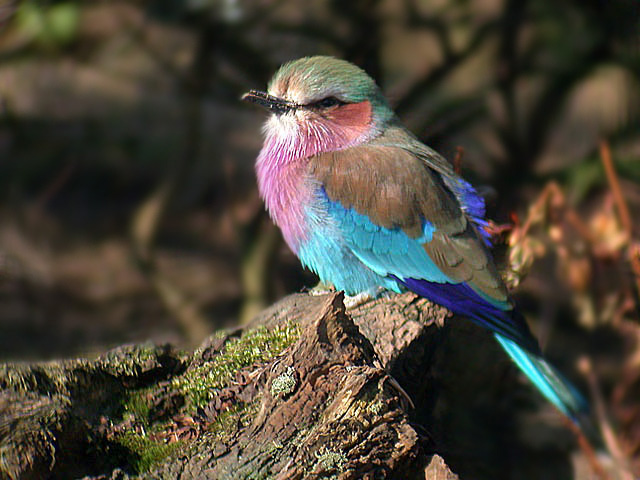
[242,56,587,423]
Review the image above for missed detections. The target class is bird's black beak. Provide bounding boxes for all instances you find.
[241,90,298,115]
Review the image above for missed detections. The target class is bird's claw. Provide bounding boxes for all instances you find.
[343,287,386,309]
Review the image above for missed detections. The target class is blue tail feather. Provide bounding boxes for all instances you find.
[394,276,589,422]
[495,333,588,420]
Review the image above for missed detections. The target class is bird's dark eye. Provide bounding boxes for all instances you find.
[314,97,342,109]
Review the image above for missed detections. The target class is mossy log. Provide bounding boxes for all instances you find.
[0,292,580,479]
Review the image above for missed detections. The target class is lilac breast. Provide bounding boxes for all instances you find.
[255,142,314,252]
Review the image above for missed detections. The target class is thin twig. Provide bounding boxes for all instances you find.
[514,182,564,242]
[629,242,640,307]
[578,356,635,480]
[599,139,640,302]
[563,416,609,480]
[599,140,633,238]
[453,146,464,175]
[33,160,76,209]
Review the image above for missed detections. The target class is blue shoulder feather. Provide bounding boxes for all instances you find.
[446,177,491,244]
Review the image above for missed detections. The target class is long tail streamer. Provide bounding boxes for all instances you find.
[495,333,588,422]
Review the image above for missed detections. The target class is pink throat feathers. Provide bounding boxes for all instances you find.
[255,101,375,251]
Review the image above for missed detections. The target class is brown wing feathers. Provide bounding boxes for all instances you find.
[309,142,509,303]
[310,145,464,237]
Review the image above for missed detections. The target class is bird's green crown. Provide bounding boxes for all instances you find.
[268,56,393,122]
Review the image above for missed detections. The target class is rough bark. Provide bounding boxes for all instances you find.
[0,291,582,479]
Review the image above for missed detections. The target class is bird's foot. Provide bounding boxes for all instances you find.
[343,287,386,310]
[308,281,335,296]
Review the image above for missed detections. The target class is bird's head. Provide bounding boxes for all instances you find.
[243,56,394,161]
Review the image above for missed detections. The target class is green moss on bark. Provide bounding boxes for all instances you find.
[172,322,300,409]
[117,430,184,474]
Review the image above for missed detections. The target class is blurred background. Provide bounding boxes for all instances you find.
[0,0,639,472]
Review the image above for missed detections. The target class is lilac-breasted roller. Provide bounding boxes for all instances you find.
[242,56,587,422]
